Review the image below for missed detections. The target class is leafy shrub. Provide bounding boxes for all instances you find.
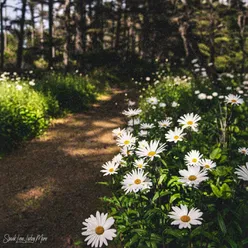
[0,81,50,152]
[36,72,97,112]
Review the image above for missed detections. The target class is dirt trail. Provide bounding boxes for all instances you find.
[0,88,128,247]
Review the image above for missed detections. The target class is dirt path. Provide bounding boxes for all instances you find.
[0,88,128,247]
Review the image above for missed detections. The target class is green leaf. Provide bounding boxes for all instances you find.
[217,213,227,235]
[210,148,222,160]
[210,184,222,198]
[169,193,180,204]
[158,174,167,185]
[226,236,238,248]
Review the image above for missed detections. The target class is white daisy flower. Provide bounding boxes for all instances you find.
[101,161,119,176]
[159,102,166,107]
[238,147,248,156]
[158,119,172,128]
[128,100,136,106]
[168,205,203,229]
[112,128,125,138]
[128,118,140,126]
[122,108,142,117]
[179,165,208,187]
[112,154,123,164]
[178,113,201,131]
[138,140,149,148]
[116,132,136,147]
[171,101,178,107]
[235,163,248,181]
[165,127,186,143]
[199,158,216,170]
[120,146,134,157]
[139,130,148,137]
[225,94,244,105]
[194,90,200,95]
[134,159,148,169]
[136,140,166,161]
[121,169,152,194]
[140,123,155,129]
[184,150,203,166]
[16,85,23,91]
[147,97,158,105]
[82,211,117,247]
[198,93,207,100]
[212,92,218,97]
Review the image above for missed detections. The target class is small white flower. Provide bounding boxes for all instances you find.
[207,95,213,100]
[112,128,125,138]
[101,161,119,176]
[140,123,155,129]
[218,95,224,99]
[198,93,207,100]
[165,127,186,143]
[238,147,248,156]
[179,165,209,187]
[116,131,136,147]
[120,146,134,157]
[128,118,140,126]
[159,102,166,107]
[112,154,123,164]
[226,86,232,90]
[82,211,117,247]
[139,130,148,137]
[235,163,248,181]
[225,94,244,105]
[121,169,152,194]
[146,77,151,81]
[134,159,148,169]
[171,101,178,107]
[178,113,201,132]
[199,158,216,170]
[212,92,218,97]
[194,90,200,95]
[128,100,136,106]
[122,108,142,117]
[147,97,158,105]
[16,85,23,90]
[169,205,203,229]
[158,119,172,128]
[136,140,166,160]
[184,150,203,166]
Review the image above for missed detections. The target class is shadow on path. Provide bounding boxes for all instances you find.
[0,88,130,247]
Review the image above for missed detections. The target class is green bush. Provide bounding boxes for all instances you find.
[36,72,97,112]
[0,81,50,152]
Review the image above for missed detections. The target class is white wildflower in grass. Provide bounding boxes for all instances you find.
[158,119,172,128]
[178,113,201,131]
[140,123,155,129]
[194,90,200,95]
[179,165,209,187]
[112,128,125,138]
[139,130,148,137]
[184,150,203,166]
[138,140,149,148]
[122,108,142,117]
[16,85,23,91]
[235,163,248,181]
[121,169,152,194]
[199,158,216,170]
[207,95,213,100]
[29,80,35,86]
[116,132,136,147]
[128,118,140,126]
[171,101,178,107]
[120,146,134,157]
[238,147,248,156]
[225,94,244,105]
[126,127,134,133]
[134,159,148,169]
[146,77,151,81]
[169,205,203,229]
[226,86,232,90]
[198,93,207,100]
[136,140,166,161]
[159,102,166,107]
[147,97,158,105]
[218,95,224,99]
[212,92,218,97]
[165,127,186,143]
[112,154,123,164]
[101,161,119,176]
[128,100,136,106]
[82,211,117,247]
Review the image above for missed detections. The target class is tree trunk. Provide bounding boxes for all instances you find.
[63,0,71,70]
[115,0,122,51]
[48,0,54,68]
[0,0,7,70]
[29,0,35,47]
[16,0,27,69]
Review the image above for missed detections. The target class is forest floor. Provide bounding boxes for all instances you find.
[0,88,130,248]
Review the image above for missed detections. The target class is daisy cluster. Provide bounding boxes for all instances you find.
[82,75,248,247]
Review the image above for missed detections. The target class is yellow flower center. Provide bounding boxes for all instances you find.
[124,140,130,145]
[204,164,210,169]
[134,179,141,184]
[95,226,105,235]
[242,150,246,154]
[148,151,156,157]
[231,99,237,103]
[188,175,197,181]
[174,135,179,140]
[187,121,193,125]
[192,158,197,163]
[109,168,114,172]
[180,215,191,222]
[138,164,143,168]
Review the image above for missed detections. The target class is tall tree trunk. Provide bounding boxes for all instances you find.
[29,0,35,47]
[0,0,7,70]
[115,0,122,51]
[16,0,27,69]
[40,2,44,55]
[63,0,71,69]
[48,0,54,68]
[75,0,86,64]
